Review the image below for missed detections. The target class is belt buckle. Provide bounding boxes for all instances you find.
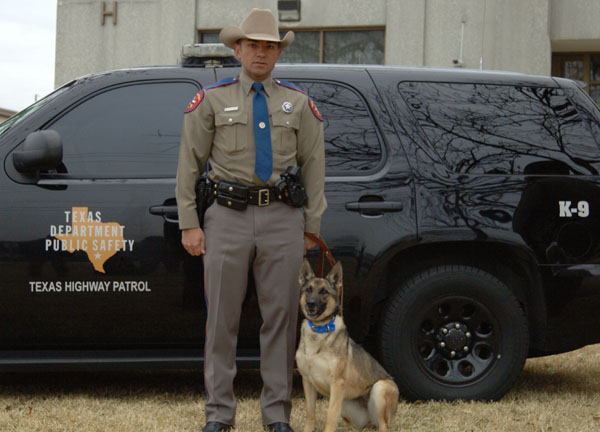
[258,189,270,206]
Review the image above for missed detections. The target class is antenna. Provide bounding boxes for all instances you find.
[453,15,467,67]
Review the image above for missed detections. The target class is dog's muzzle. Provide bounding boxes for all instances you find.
[304,300,322,318]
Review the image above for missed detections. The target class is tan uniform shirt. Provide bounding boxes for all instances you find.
[176,71,327,233]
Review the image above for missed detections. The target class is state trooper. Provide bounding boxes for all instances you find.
[175,8,326,432]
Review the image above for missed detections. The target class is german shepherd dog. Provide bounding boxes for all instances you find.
[296,259,399,432]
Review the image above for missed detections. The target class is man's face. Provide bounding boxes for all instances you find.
[234,39,282,81]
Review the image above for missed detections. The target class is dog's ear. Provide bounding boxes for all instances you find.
[326,261,343,291]
[299,258,315,286]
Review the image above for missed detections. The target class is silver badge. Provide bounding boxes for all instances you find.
[282,101,293,113]
[259,121,266,129]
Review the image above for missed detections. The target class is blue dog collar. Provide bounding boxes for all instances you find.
[308,317,336,334]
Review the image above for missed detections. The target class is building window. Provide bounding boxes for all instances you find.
[552,53,600,105]
[281,29,384,64]
[199,32,220,44]
[279,31,320,62]
[199,29,385,64]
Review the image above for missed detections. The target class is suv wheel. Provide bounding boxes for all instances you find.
[380,265,529,401]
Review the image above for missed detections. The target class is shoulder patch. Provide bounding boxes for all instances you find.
[275,79,307,95]
[309,97,323,121]
[185,89,204,113]
[185,77,238,113]
[205,76,239,90]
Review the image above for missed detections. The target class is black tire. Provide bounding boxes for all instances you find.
[380,265,529,401]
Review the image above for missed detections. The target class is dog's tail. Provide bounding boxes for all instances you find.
[368,379,399,430]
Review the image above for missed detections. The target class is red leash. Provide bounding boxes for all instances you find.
[304,233,336,276]
[304,233,343,309]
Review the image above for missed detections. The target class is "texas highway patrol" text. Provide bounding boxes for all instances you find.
[29,281,150,293]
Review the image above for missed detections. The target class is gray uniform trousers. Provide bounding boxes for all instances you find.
[202,200,304,426]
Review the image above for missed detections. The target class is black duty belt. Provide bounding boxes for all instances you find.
[247,187,282,206]
[211,181,282,210]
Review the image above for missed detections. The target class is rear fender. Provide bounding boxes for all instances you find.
[370,239,547,354]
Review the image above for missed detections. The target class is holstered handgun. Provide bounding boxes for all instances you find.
[195,176,214,227]
[275,166,307,208]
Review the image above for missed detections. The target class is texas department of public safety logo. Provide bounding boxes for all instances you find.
[46,207,134,274]
[309,98,323,121]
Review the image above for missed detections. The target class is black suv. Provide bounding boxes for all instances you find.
[2,60,600,402]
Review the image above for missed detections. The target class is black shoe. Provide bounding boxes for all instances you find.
[265,423,294,432]
[202,421,233,432]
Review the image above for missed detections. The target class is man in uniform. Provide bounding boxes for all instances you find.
[175,8,326,432]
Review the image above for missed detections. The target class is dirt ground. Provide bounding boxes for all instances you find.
[1,344,600,431]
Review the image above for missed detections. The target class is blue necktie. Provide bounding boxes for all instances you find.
[252,82,272,182]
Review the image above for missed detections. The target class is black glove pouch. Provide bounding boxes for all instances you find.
[216,181,248,211]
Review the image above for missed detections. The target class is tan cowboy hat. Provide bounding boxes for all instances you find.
[219,8,294,49]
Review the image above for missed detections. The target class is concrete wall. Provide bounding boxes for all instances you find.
[54,0,600,87]
[196,0,385,30]
[423,0,487,69]
[385,0,425,66]
[0,108,16,124]
[551,0,600,52]
[387,0,551,75]
[195,0,552,74]
[484,0,551,75]
[55,0,195,87]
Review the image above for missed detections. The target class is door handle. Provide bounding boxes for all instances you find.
[345,201,403,212]
[149,205,179,223]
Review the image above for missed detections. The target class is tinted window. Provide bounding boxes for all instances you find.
[400,82,600,175]
[567,86,600,149]
[294,81,382,175]
[49,81,198,178]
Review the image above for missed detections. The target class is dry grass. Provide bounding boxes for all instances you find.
[2,345,600,431]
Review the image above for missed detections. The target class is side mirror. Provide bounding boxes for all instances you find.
[13,130,63,173]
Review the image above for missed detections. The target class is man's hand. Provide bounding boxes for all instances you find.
[182,227,206,256]
[304,233,318,256]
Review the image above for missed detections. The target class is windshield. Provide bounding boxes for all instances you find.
[0,84,72,138]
